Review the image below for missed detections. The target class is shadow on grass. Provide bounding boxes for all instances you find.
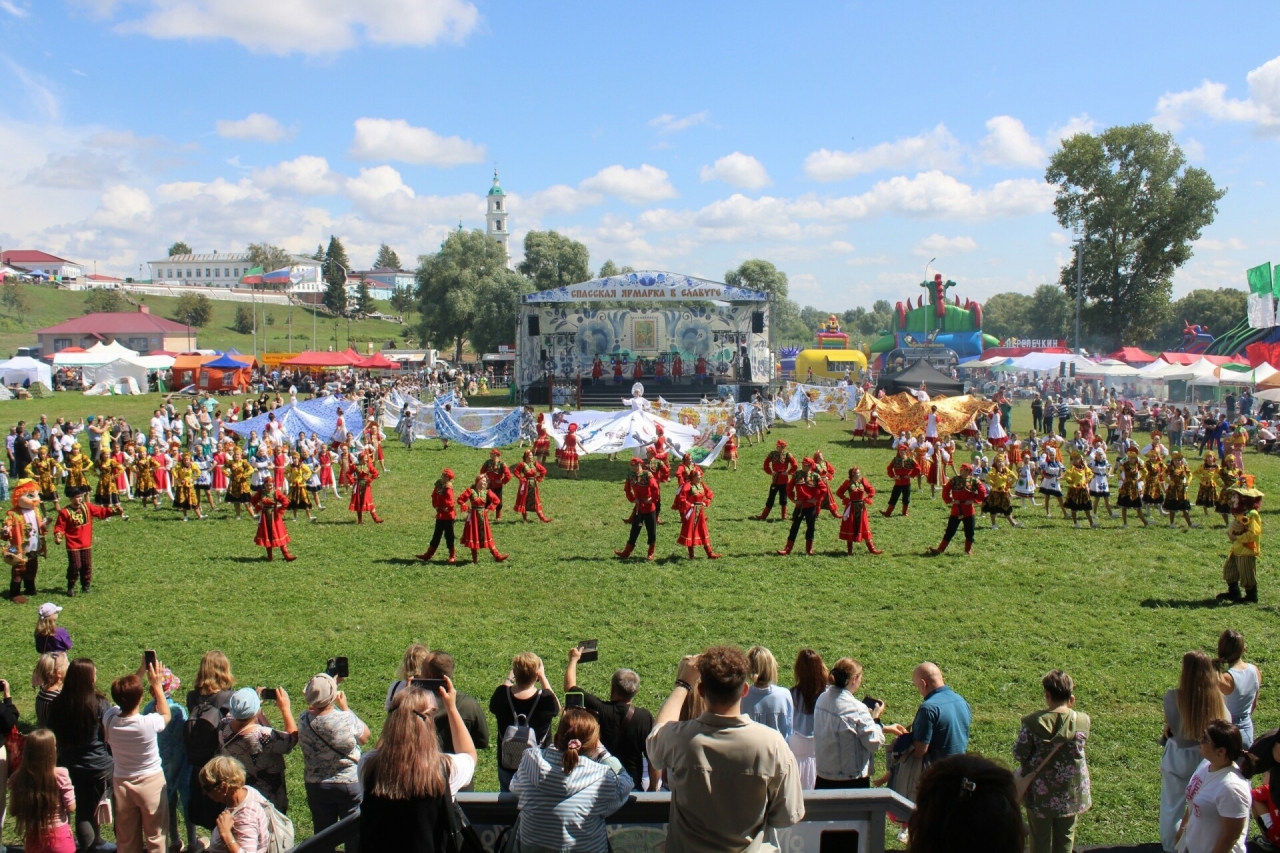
[1140,597,1229,610]
[375,558,422,566]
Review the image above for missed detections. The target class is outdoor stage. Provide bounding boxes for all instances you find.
[516,271,773,405]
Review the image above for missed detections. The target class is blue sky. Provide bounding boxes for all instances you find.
[1,1,1278,311]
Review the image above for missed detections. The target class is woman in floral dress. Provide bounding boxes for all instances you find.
[1013,669,1091,853]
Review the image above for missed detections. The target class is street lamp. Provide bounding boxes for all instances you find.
[1073,220,1086,355]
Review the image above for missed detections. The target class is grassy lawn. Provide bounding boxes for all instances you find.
[0,283,410,356]
[0,390,1275,847]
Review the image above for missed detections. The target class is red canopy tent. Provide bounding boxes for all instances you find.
[282,351,359,369]
[1106,347,1157,364]
[1159,352,1248,366]
[353,352,398,370]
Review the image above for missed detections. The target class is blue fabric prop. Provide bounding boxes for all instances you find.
[223,395,364,445]
[431,393,523,448]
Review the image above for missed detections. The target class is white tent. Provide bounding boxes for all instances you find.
[1008,352,1081,372]
[0,356,52,388]
[83,357,150,390]
[53,340,139,367]
[1158,357,1220,382]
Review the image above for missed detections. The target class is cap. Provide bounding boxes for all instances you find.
[37,602,62,618]
[960,463,974,474]
[229,687,261,720]
[441,468,454,479]
[305,673,338,707]
[802,456,814,466]
[776,439,787,448]
[1233,487,1266,499]
[629,457,644,467]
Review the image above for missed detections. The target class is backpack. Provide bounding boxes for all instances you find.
[184,694,225,768]
[499,688,544,772]
[262,795,295,853]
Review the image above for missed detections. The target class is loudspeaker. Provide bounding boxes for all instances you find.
[1069,361,1076,378]
[1059,362,1066,377]
[751,312,765,333]
[527,315,540,337]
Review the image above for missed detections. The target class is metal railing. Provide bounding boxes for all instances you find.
[293,789,915,853]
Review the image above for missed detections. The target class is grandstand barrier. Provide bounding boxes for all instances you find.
[293,789,916,853]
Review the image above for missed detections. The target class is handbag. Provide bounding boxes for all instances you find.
[5,726,25,773]
[94,786,113,826]
[1013,712,1074,803]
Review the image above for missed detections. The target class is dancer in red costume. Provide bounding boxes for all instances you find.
[513,450,552,523]
[756,440,797,520]
[673,466,720,559]
[672,353,684,383]
[632,358,643,382]
[532,414,552,465]
[272,445,288,490]
[811,450,836,483]
[557,423,581,479]
[612,358,624,384]
[724,426,738,471]
[459,474,508,563]
[591,356,604,384]
[480,449,512,520]
[349,450,384,524]
[926,464,989,557]
[615,458,660,562]
[835,466,883,555]
[250,480,296,562]
[674,453,698,486]
[418,469,457,563]
[776,457,838,557]
[881,443,922,517]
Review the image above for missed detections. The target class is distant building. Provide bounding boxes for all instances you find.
[0,250,83,281]
[349,267,415,301]
[485,170,511,268]
[36,305,197,353]
[147,252,325,297]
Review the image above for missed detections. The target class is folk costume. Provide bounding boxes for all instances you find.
[673,469,720,559]
[5,480,47,603]
[881,446,921,517]
[171,456,202,518]
[1163,452,1194,529]
[25,449,64,506]
[557,424,581,478]
[757,441,797,520]
[616,459,661,562]
[777,461,837,557]
[212,447,229,494]
[225,454,254,507]
[53,495,118,595]
[1142,453,1167,509]
[513,454,551,523]
[286,456,315,520]
[1193,454,1221,509]
[481,451,513,520]
[835,470,882,555]
[926,465,989,556]
[811,452,836,483]
[674,454,698,487]
[982,463,1018,526]
[1062,455,1096,528]
[1116,447,1149,528]
[250,482,295,562]
[349,453,384,524]
[724,427,738,468]
[1220,487,1264,604]
[272,449,288,491]
[459,477,508,563]
[418,471,458,563]
[133,453,160,506]
[94,456,125,509]
[63,447,91,498]
[532,414,552,463]
[1215,460,1241,519]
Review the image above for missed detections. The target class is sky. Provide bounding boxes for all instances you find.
[1,1,1278,311]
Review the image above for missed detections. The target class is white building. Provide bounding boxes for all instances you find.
[485,170,511,268]
[147,252,325,296]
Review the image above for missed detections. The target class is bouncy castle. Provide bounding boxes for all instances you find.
[793,315,868,380]
[868,274,999,370]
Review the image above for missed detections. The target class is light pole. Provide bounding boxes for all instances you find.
[1073,221,1085,355]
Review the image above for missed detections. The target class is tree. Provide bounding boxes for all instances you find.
[799,306,829,334]
[245,243,292,273]
[83,288,123,314]
[1046,124,1226,348]
[1028,285,1072,341]
[356,279,377,315]
[373,243,402,270]
[598,260,618,278]
[389,287,415,319]
[232,304,254,334]
[312,245,325,262]
[981,292,1035,341]
[1153,288,1249,349]
[167,241,192,257]
[724,259,807,345]
[517,231,591,290]
[170,292,212,328]
[1,284,30,319]
[323,235,351,315]
[416,229,530,363]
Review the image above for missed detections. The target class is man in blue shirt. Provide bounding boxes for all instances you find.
[884,662,971,762]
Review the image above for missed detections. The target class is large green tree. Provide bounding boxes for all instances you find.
[374,243,402,270]
[980,292,1035,341]
[355,279,378,315]
[724,259,807,345]
[1046,123,1225,348]
[1028,284,1073,342]
[517,230,590,290]
[84,288,123,314]
[167,241,192,257]
[170,292,212,327]
[245,243,292,273]
[323,235,350,315]
[416,229,532,363]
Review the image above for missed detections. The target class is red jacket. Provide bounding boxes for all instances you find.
[788,473,837,512]
[942,475,988,517]
[624,472,661,514]
[480,460,511,487]
[812,459,836,482]
[53,503,113,551]
[886,455,921,486]
[763,451,797,486]
[431,482,456,521]
[648,459,671,483]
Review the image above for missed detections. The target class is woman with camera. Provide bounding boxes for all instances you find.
[812,658,884,788]
[216,687,298,813]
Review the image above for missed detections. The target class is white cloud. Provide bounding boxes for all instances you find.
[913,233,977,257]
[109,0,480,56]
[979,116,1045,168]
[215,113,292,143]
[0,1,29,18]
[803,124,960,181]
[348,118,485,167]
[87,185,152,230]
[699,152,772,189]
[1195,237,1246,252]
[804,171,1054,221]
[1153,56,1280,133]
[649,111,709,133]
[6,60,58,121]
[254,155,342,195]
[579,164,677,204]
[1047,114,1097,144]
[520,184,603,217]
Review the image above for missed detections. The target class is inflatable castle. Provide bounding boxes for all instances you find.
[869,274,999,370]
[793,315,868,380]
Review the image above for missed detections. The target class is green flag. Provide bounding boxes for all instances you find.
[1247,262,1272,294]
[1274,264,1280,298]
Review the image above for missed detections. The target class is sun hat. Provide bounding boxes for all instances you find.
[304,673,338,708]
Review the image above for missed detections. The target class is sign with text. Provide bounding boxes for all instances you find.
[524,271,768,303]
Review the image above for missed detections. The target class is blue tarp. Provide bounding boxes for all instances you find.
[204,353,247,369]
[223,395,363,444]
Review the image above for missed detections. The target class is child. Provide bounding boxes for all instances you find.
[193,446,216,517]
[141,666,191,851]
[1162,451,1195,529]
[1193,451,1220,518]
[1088,446,1116,519]
[53,490,121,596]
[305,453,325,511]
[286,451,317,523]
[1038,447,1067,519]
[34,601,73,653]
[8,728,77,853]
[1062,452,1097,529]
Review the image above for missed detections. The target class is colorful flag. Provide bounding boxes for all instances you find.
[1246,262,1272,295]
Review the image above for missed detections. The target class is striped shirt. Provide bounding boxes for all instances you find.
[510,746,632,852]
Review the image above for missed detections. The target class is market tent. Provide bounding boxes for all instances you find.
[354,352,398,370]
[199,353,253,392]
[1075,358,1141,378]
[876,359,964,396]
[1192,363,1274,388]
[1159,357,1220,382]
[282,351,359,368]
[1008,352,1086,372]
[1106,347,1158,364]
[83,357,149,389]
[170,354,208,388]
[53,340,139,366]
[0,356,52,387]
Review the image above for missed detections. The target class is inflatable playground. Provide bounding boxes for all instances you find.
[791,315,868,381]
[869,274,999,371]
[1173,262,1280,364]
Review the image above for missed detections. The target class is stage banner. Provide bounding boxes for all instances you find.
[772,382,855,422]
[654,397,737,437]
[432,398,523,448]
[224,395,362,445]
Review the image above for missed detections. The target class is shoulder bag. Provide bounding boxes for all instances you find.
[1013,711,1074,803]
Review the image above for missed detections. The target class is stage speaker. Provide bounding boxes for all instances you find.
[1059,362,1066,377]
[1069,361,1076,378]
[527,315,540,337]
[751,311,765,333]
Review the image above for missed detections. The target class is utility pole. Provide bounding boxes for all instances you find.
[1074,223,1084,355]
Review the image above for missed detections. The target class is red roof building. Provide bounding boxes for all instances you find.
[0,251,83,280]
[35,305,196,353]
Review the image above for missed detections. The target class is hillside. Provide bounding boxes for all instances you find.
[0,283,413,357]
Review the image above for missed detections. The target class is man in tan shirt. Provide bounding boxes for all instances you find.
[647,646,805,853]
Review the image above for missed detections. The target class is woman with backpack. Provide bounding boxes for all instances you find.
[46,658,113,852]
[216,688,298,813]
[358,680,477,852]
[488,653,560,792]
[185,651,237,849]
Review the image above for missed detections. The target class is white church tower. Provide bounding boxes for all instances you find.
[485,169,511,267]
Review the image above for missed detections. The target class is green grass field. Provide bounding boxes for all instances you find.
[0,390,1275,848]
[0,283,409,357]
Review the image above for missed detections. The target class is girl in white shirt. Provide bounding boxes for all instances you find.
[104,660,172,853]
[1177,720,1249,853]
